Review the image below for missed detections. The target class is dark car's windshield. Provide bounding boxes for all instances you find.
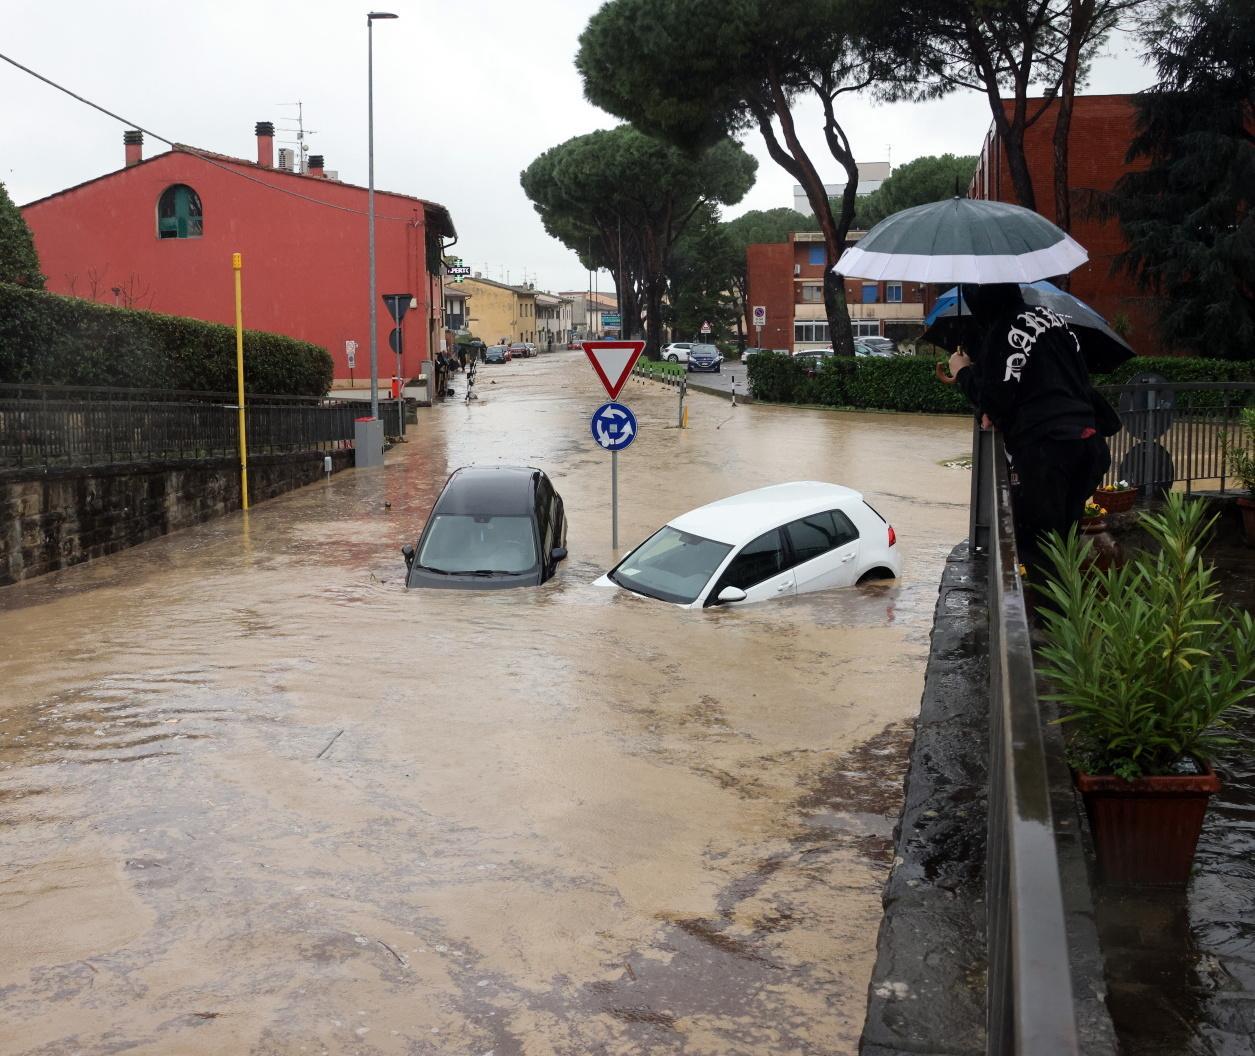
[691,344,719,356]
[418,514,538,575]
[610,526,732,604]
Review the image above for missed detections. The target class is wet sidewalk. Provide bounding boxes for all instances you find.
[1096,511,1255,1056]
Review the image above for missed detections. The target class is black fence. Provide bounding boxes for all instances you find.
[1097,381,1254,494]
[0,384,357,470]
[971,426,1092,1055]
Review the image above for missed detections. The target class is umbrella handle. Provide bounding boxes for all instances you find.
[935,361,958,385]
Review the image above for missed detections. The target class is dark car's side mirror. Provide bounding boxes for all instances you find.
[716,586,747,604]
[401,543,415,569]
[551,547,568,562]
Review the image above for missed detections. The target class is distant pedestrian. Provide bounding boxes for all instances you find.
[949,283,1112,571]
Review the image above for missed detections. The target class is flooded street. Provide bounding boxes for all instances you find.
[0,353,970,1056]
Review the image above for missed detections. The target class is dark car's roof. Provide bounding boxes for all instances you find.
[433,466,540,515]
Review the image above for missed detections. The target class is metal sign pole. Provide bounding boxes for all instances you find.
[231,252,249,511]
[396,319,405,437]
[611,449,619,550]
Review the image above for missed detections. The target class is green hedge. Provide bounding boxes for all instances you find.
[749,351,1253,414]
[1094,356,1255,410]
[748,352,970,413]
[0,283,332,397]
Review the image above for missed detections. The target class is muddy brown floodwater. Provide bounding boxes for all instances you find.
[0,353,970,1056]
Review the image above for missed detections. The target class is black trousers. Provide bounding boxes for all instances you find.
[1009,434,1111,572]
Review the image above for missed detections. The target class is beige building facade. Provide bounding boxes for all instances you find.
[461,275,540,345]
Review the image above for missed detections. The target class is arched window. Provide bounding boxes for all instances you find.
[157,184,203,239]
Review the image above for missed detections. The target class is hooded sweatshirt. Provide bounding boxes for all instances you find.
[956,301,1097,451]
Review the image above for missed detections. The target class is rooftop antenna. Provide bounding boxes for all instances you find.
[887,143,892,174]
[277,101,316,173]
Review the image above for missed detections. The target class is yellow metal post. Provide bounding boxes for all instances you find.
[232,252,249,510]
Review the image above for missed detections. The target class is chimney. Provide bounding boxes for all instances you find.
[255,121,275,168]
[308,154,325,178]
[124,129,143,167]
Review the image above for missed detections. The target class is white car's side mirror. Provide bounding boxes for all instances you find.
[717,586,748,604]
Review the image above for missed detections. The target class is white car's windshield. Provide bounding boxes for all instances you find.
[610,526,732,604]
[418,515,538,575]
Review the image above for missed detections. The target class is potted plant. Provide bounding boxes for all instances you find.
[1037,494,1255,885]
[1094,479,1137,514]
[1227,407,1255,546]
[1078,500,1120,570]
[1081,499,1108,529]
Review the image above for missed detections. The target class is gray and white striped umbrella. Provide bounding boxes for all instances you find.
[835,197,1088,284]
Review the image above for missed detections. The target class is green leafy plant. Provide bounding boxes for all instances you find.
[1037,493,1255,780]
[0,283,331,396]
[1226,407,1255,497]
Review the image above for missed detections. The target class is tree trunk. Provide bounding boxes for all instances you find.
[1001,115,1038,211]
[824,269,854,355]
[1053,0,1091,252]
[762,69,854,356]
[643,278,665,360]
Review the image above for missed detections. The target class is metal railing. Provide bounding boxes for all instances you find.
[0,383,356,470]
[970,425,1084,1055]
[1097,381,1254,494]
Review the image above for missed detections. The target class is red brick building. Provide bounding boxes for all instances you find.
[970,94,1160,353]
[21,124,456,385]
[746,233,929,352]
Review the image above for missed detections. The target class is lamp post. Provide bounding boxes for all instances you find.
[367,10,398,420]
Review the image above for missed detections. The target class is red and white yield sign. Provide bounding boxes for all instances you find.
[583,340,645,400]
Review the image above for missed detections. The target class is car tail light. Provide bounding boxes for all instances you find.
[887,525,897,547]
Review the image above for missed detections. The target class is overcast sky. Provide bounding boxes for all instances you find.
[2,0,1157,293]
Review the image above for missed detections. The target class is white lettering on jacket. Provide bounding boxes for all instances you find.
[1001,305,1078,382]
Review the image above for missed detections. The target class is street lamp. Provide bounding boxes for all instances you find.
[367,10,398,421]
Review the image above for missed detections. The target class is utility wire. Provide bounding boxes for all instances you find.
[0,49,426,225]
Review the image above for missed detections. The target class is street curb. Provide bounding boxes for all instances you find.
[630,367,753,404]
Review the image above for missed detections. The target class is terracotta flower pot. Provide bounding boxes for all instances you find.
[1080,518,1122,571]
[1239,497,1255,548]
[1094,487,1136,514]
[1077,765,1221,886]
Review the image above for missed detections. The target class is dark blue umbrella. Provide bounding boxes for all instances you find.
[922,281,1134,374]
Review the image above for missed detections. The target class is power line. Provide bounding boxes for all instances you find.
[0,49,425,225]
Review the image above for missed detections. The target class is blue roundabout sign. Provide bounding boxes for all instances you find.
[590,402,637,451]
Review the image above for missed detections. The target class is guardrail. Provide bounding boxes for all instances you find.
[970,425,1086,1055]
[0,383,356,470]
[1097,381,1254,494]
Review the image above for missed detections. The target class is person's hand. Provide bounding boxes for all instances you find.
[981,413,995,431]
[949,350,972,377]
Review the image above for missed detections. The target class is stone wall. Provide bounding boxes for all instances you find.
[0,450,353,586]
[859,542,1116,1055]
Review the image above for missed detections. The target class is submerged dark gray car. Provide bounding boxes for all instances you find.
[403,466,568,590]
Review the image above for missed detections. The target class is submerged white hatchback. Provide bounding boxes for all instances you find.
[595,482,901,609]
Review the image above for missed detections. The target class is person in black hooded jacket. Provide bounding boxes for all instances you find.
[947,283,1111,570]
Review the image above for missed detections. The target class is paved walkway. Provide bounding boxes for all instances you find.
[1096,511,1255,1056]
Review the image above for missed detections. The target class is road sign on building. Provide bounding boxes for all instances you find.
[590,402,637,451]
[583,340,645,400]
[382,293,412,323]
[345,340,357,369]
